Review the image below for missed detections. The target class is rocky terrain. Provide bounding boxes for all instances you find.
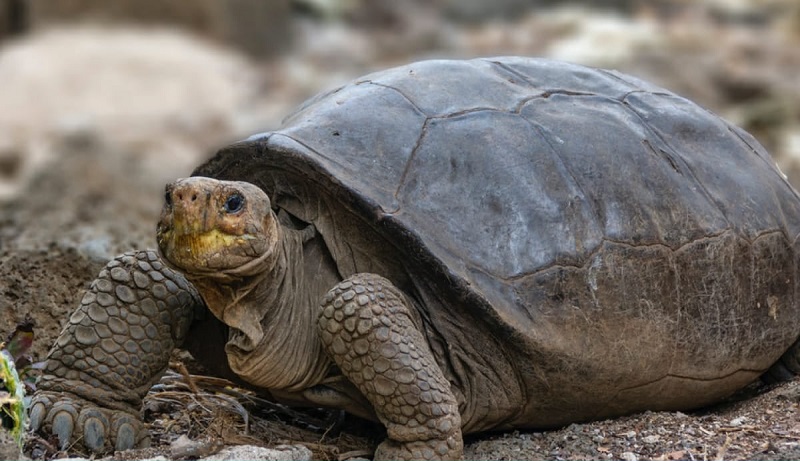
[1,1,800,459]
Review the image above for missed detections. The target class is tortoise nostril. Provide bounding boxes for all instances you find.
[191,194,197,202]
[177,193,183,201]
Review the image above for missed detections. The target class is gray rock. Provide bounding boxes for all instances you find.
[200,445,313,461]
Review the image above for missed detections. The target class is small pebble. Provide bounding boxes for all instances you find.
[642,435,660,444]
[620,451,638,461]
[730,416,747,426]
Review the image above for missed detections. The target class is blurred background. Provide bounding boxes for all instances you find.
[0,0,799,359]
[1,0,799,195]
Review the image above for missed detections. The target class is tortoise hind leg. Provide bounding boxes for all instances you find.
[318,273,463,461]
[764,339,800,383]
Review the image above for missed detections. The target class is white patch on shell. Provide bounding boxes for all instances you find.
[587,253,602,292]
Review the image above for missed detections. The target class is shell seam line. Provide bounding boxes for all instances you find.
[618,88,674,100]
[618,96,734,229]
[595,68,675,99]
[502,228,790,282]
[270,132,349,173]
[617,367,765,392]
[487,60,599,98]
[595,367,765,421]
[367,79,520,118]
[363,81,427,116]
[391,118,431,210]
[521,116,604,236]
[725,120,800,202]
[485,59,539,89]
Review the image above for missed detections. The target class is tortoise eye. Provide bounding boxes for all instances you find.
[223,193,244,213]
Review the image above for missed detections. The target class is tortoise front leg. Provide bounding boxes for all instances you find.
[318,274,463,460]
[29,250,202,453]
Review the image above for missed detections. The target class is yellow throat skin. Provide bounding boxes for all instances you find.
[162,228,253,258]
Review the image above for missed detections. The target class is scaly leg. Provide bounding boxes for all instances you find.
[30,250,202,453]
[318,273,463,460]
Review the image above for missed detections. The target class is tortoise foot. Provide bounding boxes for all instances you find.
[29,250,200,454]
[319,273,464,460]
[375,433,463,461]
[29,391,149,453]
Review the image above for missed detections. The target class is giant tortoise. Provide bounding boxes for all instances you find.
[29,57,800,460]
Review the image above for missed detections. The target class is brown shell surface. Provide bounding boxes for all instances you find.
[194,57,800,426]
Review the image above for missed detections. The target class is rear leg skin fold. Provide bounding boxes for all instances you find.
[764,338,800,383]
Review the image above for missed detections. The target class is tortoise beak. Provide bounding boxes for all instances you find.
[162,180,214,236]
[157,179,224,270]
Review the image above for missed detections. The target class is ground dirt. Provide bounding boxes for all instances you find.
[22,371,800,461]
[2,3,800,460]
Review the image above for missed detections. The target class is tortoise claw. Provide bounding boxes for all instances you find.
[52,411,75,450]
[83,417,106,451]
[29,401,46,432]
[112,412,144,451]
[29,391,148,454]
[79,409,110,452]
[115,422,136,451]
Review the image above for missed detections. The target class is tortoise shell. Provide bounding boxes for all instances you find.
[194,57,800,428]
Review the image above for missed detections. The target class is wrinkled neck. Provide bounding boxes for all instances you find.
[185,225,283,348]
[191,224,332,392]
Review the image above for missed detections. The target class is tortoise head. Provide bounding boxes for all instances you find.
[156,177,279,276]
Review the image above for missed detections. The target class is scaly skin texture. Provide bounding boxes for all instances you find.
[30,250,201,452]
[319,273,463,460]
